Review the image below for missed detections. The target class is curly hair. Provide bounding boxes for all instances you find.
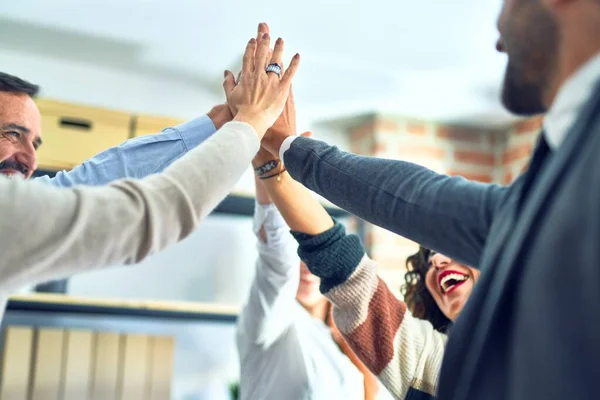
[401,246,452,333]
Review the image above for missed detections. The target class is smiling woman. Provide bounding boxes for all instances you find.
[255,147,479,399]
[403,247,480,333]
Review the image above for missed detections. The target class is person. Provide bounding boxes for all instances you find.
[0,34,300,323]
[250,136,479,399]
[0,72,232,291]
[236,135,386,399]
[402,247,480,334]
[0,71,233,186]
[255,4,600,398]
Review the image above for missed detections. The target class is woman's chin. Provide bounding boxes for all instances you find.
[296,291,325,309]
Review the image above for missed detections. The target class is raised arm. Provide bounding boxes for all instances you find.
[258,145,446,399]
[0,33,300,295]
[35,105,232,187]
[236,176,301,351]
[260,134,509,268]
[0,121,257,293]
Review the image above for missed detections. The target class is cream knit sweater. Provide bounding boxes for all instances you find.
[0,121,259,319]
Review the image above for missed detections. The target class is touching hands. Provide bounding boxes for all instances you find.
[252,24,302,158]
[206,104,234,130]
[223,30,299,139]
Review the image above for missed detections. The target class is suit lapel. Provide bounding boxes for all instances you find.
[481,80,600,316]
[449,80,600,400]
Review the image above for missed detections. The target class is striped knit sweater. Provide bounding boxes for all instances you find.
[291,222,448,400]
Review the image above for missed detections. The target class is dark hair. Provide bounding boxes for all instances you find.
[401,246,452,333]
[0,72,39,97]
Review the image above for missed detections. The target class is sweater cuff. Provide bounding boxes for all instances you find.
[291,221,366,294]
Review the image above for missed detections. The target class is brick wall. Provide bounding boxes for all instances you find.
[500,116,544,184]
[344,113,542,293]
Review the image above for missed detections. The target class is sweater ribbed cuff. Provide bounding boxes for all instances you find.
[291,221,366,294]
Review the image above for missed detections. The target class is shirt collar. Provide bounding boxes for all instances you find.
[544,52,600,150]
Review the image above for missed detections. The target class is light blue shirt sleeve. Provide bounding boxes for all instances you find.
[35,114,217,187]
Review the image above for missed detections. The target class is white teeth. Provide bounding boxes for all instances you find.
[440,273,468,292]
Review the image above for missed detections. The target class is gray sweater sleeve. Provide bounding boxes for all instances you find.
[283,136,508,267]
[0,121,259,294]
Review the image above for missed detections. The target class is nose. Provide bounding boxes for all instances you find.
[15,143,37,175]
[431,253,453,270]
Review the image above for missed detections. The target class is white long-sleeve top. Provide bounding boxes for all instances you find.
[0,121,259,320]
[235,202,365,400]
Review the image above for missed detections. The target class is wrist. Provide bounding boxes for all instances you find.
[254,177,273,205]
[252,151,279,169]
[207,104,233,130]
[234,112,270,139]
[263,131,293,157]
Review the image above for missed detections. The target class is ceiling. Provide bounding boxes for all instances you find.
[0,0,517,125]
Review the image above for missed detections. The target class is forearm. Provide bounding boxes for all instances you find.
[0,122,258,293]
[260,171,334,235]
[237,202,301,347]
[283,136,509,267]
[39,106,229,187]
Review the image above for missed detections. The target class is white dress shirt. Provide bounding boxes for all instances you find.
[543,52,600,150]
[236,202,365,400]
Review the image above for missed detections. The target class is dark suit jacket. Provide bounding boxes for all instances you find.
[283,81,600,400]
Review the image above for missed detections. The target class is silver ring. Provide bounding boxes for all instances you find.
[265,63,282,78]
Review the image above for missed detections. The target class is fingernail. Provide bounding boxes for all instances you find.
[249,38,256,44]
[294,53,300,60]
[263,33,269,40]
[224,70,228,78]
[276,38,283,44]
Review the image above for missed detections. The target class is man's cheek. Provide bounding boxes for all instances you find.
[0,142,12,159]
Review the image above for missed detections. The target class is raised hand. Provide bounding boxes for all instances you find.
[252,87,298,168]
[223,32,300,139]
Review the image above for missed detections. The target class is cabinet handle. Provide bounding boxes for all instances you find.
[59,118,92,131]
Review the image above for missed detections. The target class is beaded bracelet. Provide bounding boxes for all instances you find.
[259,167,287,181]
[254,160,280,176]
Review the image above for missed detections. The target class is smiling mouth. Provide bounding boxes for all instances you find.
[438,271,469,294]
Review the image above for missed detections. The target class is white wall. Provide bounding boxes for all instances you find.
[68,214,258,305]
[0,48,220,119]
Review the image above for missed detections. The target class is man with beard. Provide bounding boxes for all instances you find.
[253,2,600,398]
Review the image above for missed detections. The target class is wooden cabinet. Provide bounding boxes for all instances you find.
[132,114,184,138]
[0,308,177,400]
[35,99,131,170]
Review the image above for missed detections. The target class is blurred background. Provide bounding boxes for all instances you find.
[0,1,543,399]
